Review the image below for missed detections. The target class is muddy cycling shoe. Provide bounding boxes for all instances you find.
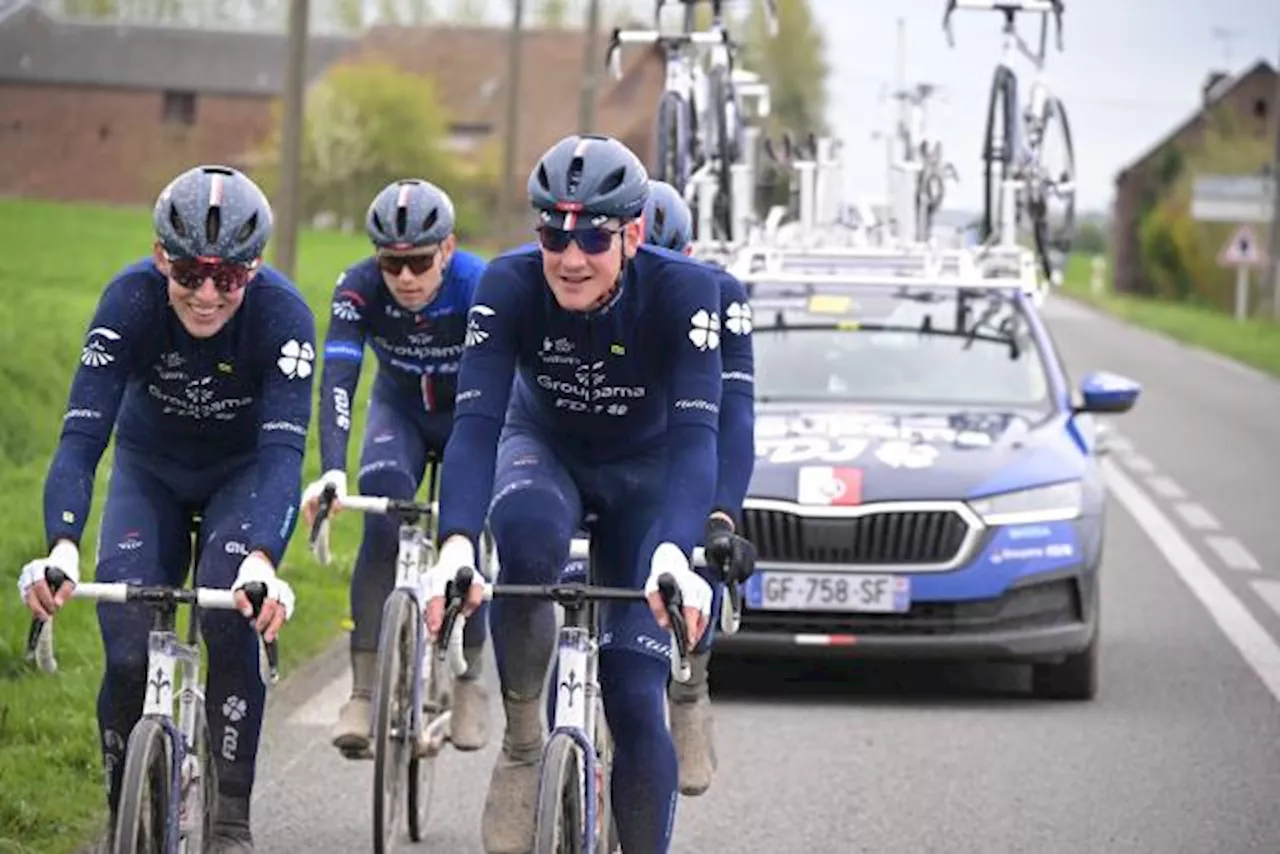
[450,647,491,751]
[481,693,544,854]
[208,795,254,853]
[331,651,376,757]
[669,650,717,796]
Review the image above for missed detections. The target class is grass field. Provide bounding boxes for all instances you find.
[0,198,433,854]
[1059,254,1280,379]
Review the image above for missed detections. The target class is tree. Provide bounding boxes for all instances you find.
[451,0,486,23]
[740,0,829,140]
[252,61,494,240]
[535,0,572,28]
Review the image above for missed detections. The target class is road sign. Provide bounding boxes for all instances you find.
[1191,174,1275,223]
[1218,223,1268,268]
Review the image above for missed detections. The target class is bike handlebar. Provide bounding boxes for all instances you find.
[25,568,280,683]
[309,485,436,566]
[439,566,696,683]
[942,0,1064,51]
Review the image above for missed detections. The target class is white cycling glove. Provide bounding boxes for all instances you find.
[302,469,347,509]
[231,552,296,621]
[18,540,81,601]
[423,536,480,601]
[645,542,712,618]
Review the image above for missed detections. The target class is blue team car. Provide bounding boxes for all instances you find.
[717,250,1141,700]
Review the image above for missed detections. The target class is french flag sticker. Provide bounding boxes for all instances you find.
[796,466,864,506]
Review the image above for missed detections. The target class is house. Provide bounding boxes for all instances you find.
[1110,60,1276,296]
[0,2,665,221]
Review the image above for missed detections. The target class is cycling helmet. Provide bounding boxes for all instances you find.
[365,179,456,249]
[153,165,273,264]
[642,180,693,251]
[528,134,649,229]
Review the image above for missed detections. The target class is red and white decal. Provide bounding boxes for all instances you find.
[796,466,864,506]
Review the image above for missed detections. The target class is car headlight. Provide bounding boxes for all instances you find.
[968,481,1083,526]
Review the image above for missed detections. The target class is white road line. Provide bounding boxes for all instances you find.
[1251,581,1280,619]
[1104,460,1280,705]
[1121,453,1156,474]
[286,670,350,726]
[1146,475,1187,500]
[1174,502,1222,531]
[1205,536,1263,572]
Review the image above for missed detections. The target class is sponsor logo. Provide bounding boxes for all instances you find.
[725,301,753,335]
[464,304,495,347]
[277,339,315,380]
[688,309,721,351]
[80,326,121,368]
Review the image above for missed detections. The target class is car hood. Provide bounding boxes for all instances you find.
[750,402,1084,504]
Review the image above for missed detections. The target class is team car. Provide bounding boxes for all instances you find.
[717,245,1141,700]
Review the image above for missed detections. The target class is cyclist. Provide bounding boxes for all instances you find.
[421,134,724,854]
[299,178,491,755]
[642,178,756,797]
[17,165,306,852]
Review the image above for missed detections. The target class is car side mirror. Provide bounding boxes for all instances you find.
[1073,370,1141,415]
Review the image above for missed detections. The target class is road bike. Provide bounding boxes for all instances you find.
[892,82,960,242]
[943,0,1077,282]
[25,523,279,854]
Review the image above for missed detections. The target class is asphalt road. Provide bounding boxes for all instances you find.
[248,295,1280,853]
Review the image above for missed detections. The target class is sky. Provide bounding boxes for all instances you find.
[456,0,1279,216]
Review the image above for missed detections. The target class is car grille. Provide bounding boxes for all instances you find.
[740,578,1083,637]
[742,506,972,566]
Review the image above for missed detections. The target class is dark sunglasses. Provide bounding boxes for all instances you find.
[536,225,621,256]
[377,251,438,276]
[167,256,257,294]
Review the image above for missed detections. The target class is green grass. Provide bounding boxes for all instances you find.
[0,198,444,854]
[1059,254,1280,379]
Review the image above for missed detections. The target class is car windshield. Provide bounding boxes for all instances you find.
[752,286,1052,407]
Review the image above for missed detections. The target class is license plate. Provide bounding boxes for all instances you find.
[747,572,910,613]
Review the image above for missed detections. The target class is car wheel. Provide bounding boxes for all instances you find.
[1031,633,1098,700]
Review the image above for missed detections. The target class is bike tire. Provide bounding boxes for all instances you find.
[654,91,691,194]
[112,717,172,854]
[1030,95,1077,282]
[708,65,736,241]
[593,703,620,854]
[533,732,586,854]
[183,699,219,852]
[372,589,417,854]
[407,617,451,842]
[981,65,1017,243]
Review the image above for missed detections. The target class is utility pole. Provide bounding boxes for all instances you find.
[578,0,603,133]
[1268,40,1280,321]
[500,0,527,241]
[273,0,309,280]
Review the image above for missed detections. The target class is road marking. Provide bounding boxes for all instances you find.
[1104,460,1280,705]
[1252,581,1280,619]
[1121,453,1156,474]
[1174,502,1222,531]
[1106,434,1135,455]
[286,670,350,727]
[1146,475,1187,500]
[1206,536,1262,572]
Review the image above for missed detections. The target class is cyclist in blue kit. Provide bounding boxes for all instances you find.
[297,178,492,755]
[17,165,307,852]
[419,134,724,854]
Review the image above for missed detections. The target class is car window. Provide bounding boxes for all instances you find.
[752,287,1052,408]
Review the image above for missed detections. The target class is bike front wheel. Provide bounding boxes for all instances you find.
[533,733,586,854]
[1030,95,1077,283]
[981,65,1017,244]
[407,624,453,841]
[112,717,172,854]
[372,588,418,854]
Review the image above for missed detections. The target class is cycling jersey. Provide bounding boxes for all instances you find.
[437,244,724,565]
[318,250,486,474]
[709,266,755,521]
[43,258,316,564]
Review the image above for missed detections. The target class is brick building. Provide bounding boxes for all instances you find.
[1110,60,1276,295]
[0,2,664,217]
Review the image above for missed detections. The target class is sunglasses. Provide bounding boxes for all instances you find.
[377,251,438,276]
[167,256,257,294]
[536,225,621,256]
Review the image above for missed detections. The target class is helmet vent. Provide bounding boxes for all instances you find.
[395,203,408,237]
[421,208,438,235]
[566,156,585,195]
[168,202,187,237]
[234,212,258,246]
[598,167,625,197]
[205,205,222,244]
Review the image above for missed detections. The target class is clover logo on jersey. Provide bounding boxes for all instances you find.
[465,304,496,348]
[688,310,721,351]
[277,339,315,380]
[726,302,753,335]
[80,326,121,368]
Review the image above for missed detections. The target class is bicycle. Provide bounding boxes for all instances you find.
[309,457,491,853]
[24,534,279,854]
[942,0,1077,283]
[891,82,960,242]
[440,530,750,854]
[606,0,778,242]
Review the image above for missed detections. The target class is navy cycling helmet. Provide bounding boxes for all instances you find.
[365,179,456,250]
[528,134,649,229]
[153,165,272,264]
[642,180,693,251]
